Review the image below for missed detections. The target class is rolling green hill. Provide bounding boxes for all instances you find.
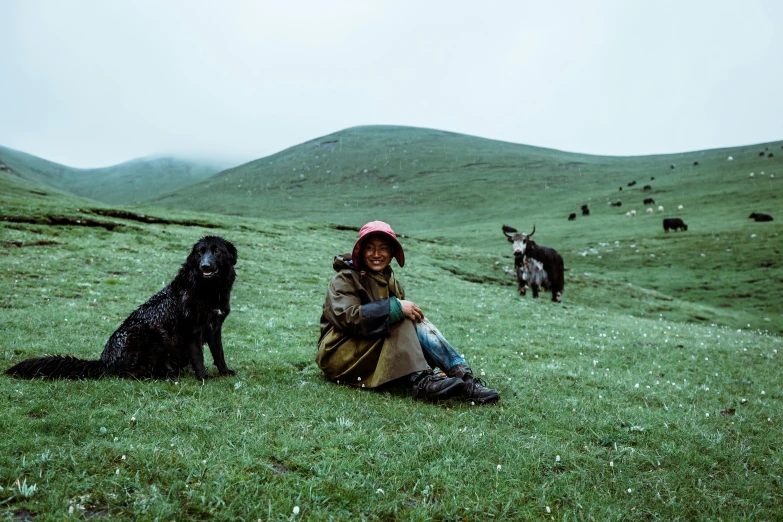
[153,125,780,239]
[150,125,782,333]
[0,145,232,205]
[1,129,782,519]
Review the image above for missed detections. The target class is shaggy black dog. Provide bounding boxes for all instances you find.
[6,236,238,381]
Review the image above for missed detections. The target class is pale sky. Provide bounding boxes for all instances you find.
[1,0,782,168]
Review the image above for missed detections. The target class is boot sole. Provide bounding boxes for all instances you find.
[416,380,467,402]
[471,393,500,405]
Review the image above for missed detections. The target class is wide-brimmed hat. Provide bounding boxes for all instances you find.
[352,220,405,268]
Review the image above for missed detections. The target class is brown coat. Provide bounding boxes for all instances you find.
[316,254,428,388]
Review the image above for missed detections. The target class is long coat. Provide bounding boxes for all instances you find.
[316,254,428,388]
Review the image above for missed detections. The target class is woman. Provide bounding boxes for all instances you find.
[316,221,499,404]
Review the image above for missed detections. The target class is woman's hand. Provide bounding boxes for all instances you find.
[400,300,424,322]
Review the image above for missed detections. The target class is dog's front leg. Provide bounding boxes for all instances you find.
[207,325,236,376]
[188,329,210,381]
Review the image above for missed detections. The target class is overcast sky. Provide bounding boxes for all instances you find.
[1,1,782,168]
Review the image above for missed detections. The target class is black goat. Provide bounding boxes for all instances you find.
[502,225,564,302]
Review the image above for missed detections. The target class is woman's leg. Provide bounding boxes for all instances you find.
[415,318,466,371]
[415,318,500,404]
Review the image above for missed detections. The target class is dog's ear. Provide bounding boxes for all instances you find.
[226,240,238,266]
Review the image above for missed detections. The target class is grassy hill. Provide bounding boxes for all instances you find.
[152,125,781,237]
[150,125,783,334]
[1,167,781,519]
[0,145,231,205]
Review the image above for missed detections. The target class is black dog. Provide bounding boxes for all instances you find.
[6,236,238,381]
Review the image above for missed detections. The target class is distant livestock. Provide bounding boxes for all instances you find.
[728,156,734,161]
[769,153,775,158]
[628,181,637,187]
[646,208,653,214]
[643,185,652,191]
[629,210,637,217]
[677,205,684,210]
[760,151,766,156]
[610,201,622,207]
[581,204,590,216]
[502,225,564,302]
[643,197,655,205]
[568,213,576,221]
[749,212,774,222]
[670,164,676,169]
[693,161,699,166]
[658,205,664,212]
[663,218,688,232]
[749,172,755,178]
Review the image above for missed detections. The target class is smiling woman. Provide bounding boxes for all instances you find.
[315,220,499,404]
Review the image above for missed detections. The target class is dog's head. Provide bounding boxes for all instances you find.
[189,236,238,279]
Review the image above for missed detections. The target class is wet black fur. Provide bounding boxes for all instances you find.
[5,236,238,381]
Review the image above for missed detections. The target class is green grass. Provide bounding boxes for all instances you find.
[1,127,782,520]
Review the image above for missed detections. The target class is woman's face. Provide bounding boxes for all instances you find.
[362,235,393,272]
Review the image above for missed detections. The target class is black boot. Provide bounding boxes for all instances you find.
[411,369,467,402]
[447,364,500,404]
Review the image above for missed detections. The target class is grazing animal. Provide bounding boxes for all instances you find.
[760,151,766,156]
[769,153,775,158]
[619,186,623,191]
[610,201,622,207]
[677,205,684,210]
[693,161,699,166]
[749,212,774,222]
[643,185,652,191]
[581,204,590,216]
[568,213,576,221]
[728,156,733,161]
[646,208,653,214]
[627,181,637,187]
[663,218,688,232]
[670,164,675,169]
[643,197,655,205]
[6,236,239,381]
[630,210,637,216]
[658,205,664,212]
[502,225,564,302]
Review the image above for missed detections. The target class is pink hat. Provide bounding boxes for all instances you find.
[352,221,405,268]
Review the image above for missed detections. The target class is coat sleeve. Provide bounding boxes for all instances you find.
[322,272,391,339]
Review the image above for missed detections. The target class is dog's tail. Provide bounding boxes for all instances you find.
[5,356,106,379]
